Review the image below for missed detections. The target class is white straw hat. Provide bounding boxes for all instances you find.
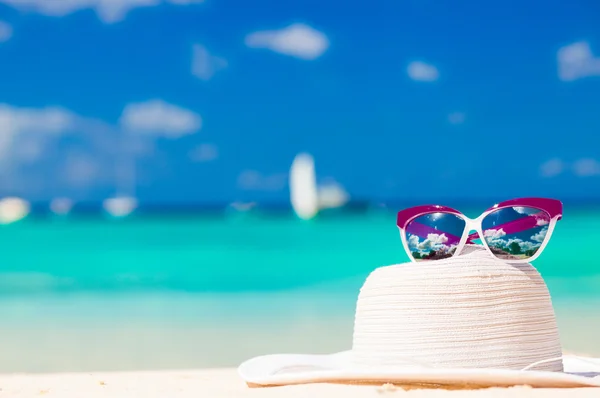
[238,246,600,388]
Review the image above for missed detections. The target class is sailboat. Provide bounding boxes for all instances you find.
[49,197,74,216]
[289,153,349,220]
[103,140,138,218]
[228,201,257,212]
[0,196,31,224]
[103,196,138,218]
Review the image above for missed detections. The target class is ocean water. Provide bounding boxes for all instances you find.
[1,204,599,373]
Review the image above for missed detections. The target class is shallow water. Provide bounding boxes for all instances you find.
[0,206,599,372]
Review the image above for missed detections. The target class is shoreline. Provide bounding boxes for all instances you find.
[0,291,598,374]
[1,368,600,398]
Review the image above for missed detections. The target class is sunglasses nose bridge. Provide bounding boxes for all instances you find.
[463,217,482,243]
[464,217,479,232]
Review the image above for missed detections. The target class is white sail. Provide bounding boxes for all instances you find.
[103,196,138,218]
[317,181,349,209]
[0,197,30,224]
[50,197,73,216]
[289,153,319,220]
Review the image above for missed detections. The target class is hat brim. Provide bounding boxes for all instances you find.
[238,351,600,388]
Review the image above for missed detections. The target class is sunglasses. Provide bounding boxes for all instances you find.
[396,197,562,263]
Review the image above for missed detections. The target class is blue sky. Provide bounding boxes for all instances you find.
[0,0,599,204]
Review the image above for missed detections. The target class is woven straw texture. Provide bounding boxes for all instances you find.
[351,246,564,372]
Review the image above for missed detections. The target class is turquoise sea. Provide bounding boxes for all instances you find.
[1,203,599,373]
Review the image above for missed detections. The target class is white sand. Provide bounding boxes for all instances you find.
[0,369,599,398]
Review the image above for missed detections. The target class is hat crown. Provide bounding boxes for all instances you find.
[351,247,563,372]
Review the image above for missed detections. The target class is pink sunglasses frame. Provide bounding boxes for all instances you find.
[396,197,563,263]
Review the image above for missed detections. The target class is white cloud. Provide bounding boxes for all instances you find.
[244,23,329,60]
[0,21,12,42]
[0,104,123,198]
[531,227,548,243]
[119,100,201,138]
[61,152,103,187]
[408,235,419,248]
[13,138,45,163]
[448,112,465,125]
[513,208,550,226]
[0,104,75,135]
[536,217,549,226]
[416,233,448,251]
[513,207,539,215]
[189,143,218,162]
[0,0,203,24]
[489,237,540,253]
[572,158,600,177]
[192,44,227,80]
[540,158,600,178]
[539,158,564,178]
[237,170,287,191]
[516,239,538,252]
[407,61,439,82]
[0,104,78,158]
[557,41,600,82]
[506,208,550,235]
[484,228,506,240]
[408,232,457,256]
[0,101,205,197]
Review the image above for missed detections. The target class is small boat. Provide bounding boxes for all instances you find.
[105,143,138,218]
[103,196,138,218]
[289,153,350,220]
[49,197,74,216]
[229,201,257,212]
[0,197,30,224]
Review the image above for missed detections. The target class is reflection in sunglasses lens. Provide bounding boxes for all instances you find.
[405,212,466,261]
[482,206,551,260]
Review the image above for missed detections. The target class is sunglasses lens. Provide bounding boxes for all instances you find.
[482,206,551,260]
[405,212,466,261]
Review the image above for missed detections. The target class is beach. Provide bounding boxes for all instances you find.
[1,368,600,398]
[1,211,599,396]
[2,0,598,394]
